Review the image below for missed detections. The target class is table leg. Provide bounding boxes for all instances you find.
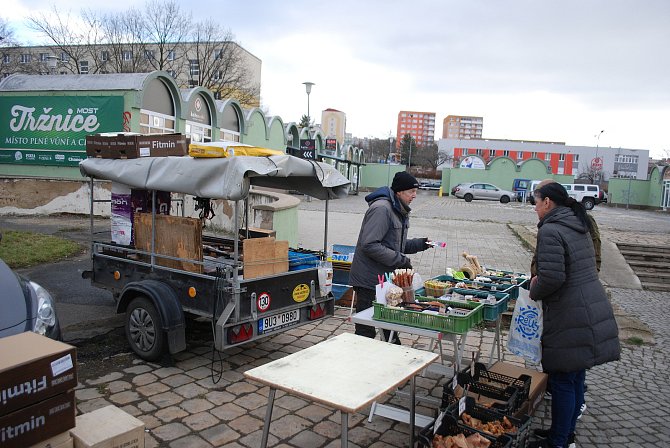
[260,387,276,448]
[341,412,349,447]
[487,317,502,365]
[410,375,416,448]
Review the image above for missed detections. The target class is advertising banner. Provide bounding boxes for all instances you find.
[298,139,316,160]
[0,95,124,166]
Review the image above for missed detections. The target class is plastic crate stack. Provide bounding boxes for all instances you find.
[419,362,533,448]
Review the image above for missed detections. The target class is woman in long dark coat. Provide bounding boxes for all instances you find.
[528,183,620,448]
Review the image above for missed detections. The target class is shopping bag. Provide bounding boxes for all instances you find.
[375,282,391,305]
[506,288,542,363]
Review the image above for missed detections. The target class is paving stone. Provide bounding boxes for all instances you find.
[107,380,132,394]
[295,404,334,423]
[148,391,184,408]
[144,433,160,448]
[210,402,247,421]
[226,382,258,395]
[161,374,194,388]
[228,414,264,435]
[109,390,141,405]
[169,435,212,448]
[275,394,309,411]
[185,366,213,380]
[179,398,214,414]
[137,400,158,413]
[132,372,159,386]
[152,422,190,442]
[75,387,103,400]
[234,392,268,411]
[205,390,235,406]
[124,364,154,375]
[176,355,211,370]
[267,414,311,440]
[289,429,328,448]
[137,382,171,397]
[120,404,141,417]
[87,372,124,385]
[182,411,219,431]
[153,367,183,378]
[76,397,112,414]
[138,413,162,430]
[155,405,189,422]
[200,423,241,446]
[238,430,278,448]
[173,382,209,399]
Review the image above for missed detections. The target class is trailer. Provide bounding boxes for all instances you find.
[79,154,350,361]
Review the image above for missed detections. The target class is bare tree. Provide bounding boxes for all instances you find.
[185,19,260,106]
[1,18,23,77]
[98,8,150,73]
[142,0,190,71]
[26,7,93,74]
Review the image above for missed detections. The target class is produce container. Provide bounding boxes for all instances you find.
[418,414,512,448]
[372,300,483,334]
[446,397,531,448]
[449,288,510,321]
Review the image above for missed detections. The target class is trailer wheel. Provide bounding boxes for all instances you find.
[125,296,166,361]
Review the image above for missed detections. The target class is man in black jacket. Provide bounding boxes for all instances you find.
[349,171,431,342]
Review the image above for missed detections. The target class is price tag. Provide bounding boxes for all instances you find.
[433,411,445,435]
[452,373,458,391]
[458,396,467,416]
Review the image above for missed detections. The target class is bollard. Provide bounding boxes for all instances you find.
[438,186,443,197]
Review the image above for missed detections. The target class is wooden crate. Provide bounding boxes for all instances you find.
[134,213,203,273]
[243,237,288,279]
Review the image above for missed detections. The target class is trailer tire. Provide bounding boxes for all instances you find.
[126,296,166,361]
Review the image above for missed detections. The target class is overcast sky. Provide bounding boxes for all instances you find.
[5,0,669,158]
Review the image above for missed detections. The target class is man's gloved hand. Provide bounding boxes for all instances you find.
[420,237,431,251]
[397,256,413,269]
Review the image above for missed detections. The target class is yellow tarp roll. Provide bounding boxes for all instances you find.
[189,141,285,158]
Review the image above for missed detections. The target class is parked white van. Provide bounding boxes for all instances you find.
[528,182,602,210]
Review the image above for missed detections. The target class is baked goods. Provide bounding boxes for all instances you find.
[432,432,491,448]
[460,412,517,436]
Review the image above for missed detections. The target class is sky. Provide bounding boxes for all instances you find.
[4,0,670,158]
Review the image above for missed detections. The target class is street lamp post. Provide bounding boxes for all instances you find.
[387,137,394,185]
[407,114,414,172]
[302,82,315,122]
[594,130,604,183]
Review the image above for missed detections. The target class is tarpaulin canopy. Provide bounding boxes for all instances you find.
[79,155,351,200]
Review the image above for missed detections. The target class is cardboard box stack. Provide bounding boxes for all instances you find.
[85,133,189,159]
[0,332,77,448]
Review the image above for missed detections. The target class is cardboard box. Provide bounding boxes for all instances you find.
[71,405,144,448]
[0,390,75,448]
[489,361,548,417]
[85,134,188,159]
[0,332,77,416]
[243,237,289,279]
[28,431,73,448]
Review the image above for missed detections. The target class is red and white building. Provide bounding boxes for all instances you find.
[396,111,435,148]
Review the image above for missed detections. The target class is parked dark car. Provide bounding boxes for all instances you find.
[0,255,61,340]
[419,180,442,191]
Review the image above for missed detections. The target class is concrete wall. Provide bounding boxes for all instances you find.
[608,178,650,207]
[359,163,405,189]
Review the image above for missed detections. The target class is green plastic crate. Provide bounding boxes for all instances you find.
[372,300,483,334]
[431,274,523,299]
[449,288,510,321]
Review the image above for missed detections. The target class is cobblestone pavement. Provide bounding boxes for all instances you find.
[70,193,670,447]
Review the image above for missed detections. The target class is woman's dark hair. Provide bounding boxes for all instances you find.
[534,183,593,232]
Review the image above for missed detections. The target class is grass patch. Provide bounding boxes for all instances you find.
[625,336,644,346]
[0,229,81,268]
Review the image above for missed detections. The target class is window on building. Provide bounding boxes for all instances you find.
[517,152,523,160]
[167,50,176,61]
[101,51,109,62]
[144,50,155,60]
[559,154,565,161]
[213,70,222,81]
[122,50,133,61]
[39,53,49,62]
[79,60,89,74]
[139,109,176,135]
[189,59,200,77]
[573,154,579,162]
[60,52,70,62]
[20,54,31,63]
[545,153,551,161]
[167,70,177,78]
[531,152,538,158]
[2,54,10,64]
[503,150,510,157]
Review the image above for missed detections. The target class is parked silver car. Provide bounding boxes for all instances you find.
[454,182,515,203]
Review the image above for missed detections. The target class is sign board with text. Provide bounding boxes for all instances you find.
[0,95,124,166]
[298,139,316,160]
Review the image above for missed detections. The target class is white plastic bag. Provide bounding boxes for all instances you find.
[375,282,391,305]
[506,288,543,364]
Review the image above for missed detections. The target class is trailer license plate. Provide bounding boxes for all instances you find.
[258,310,300,334]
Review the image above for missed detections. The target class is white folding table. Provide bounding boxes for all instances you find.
[244,332,438,448]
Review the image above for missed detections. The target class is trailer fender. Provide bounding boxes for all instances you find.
[118,280,186,354]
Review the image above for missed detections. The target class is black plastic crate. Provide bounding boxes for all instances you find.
[442,371,520,415]
[418,413,512,448]
[448,397,531,448]
[455,362,532,413]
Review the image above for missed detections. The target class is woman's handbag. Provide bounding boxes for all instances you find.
[506,288,543,363]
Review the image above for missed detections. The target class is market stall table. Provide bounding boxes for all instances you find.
[244,332,438,448]
[349,306,474,427]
